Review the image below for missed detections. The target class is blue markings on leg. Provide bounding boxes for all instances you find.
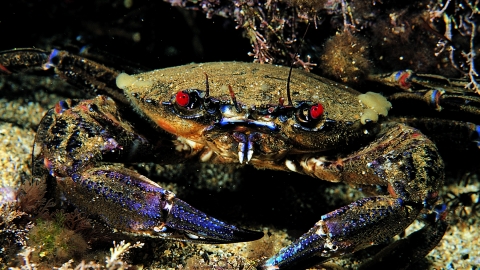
[262,230,324,269]
[44,49,60,70]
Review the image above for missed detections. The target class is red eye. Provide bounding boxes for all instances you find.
[175,91,190,107]
[309,104,323,119]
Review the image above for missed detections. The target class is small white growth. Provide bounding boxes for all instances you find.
[116,73,136,89]
[116,73,153,89]
[358,92,392,124]
[133,80,153,88]
[361,109,378,124]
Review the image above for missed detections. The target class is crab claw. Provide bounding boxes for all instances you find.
[163,197,263,243]
[55,165,262,244]
[259,197,423,269]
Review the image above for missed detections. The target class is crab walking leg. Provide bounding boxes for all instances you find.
[0,48,132,105]
[261,197,420,269]
[35,96,262,243]
[357,215,448,269]
[262,123,444,269]
[389,116,480,151]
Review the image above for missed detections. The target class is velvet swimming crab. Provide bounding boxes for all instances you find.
[1,48,480,269]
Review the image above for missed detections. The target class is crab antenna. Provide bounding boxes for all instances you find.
[286,65,293,106]
[285,22,311,107]
[228,85,242,113]
[204,72,210,98]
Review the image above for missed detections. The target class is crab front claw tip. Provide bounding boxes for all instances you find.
[164,197,263,243]
[259,226,328,270]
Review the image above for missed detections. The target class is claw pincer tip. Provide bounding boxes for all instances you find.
[167,198,263,243]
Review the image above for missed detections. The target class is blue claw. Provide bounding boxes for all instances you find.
[56,166,262,244]
[259,197,419,269]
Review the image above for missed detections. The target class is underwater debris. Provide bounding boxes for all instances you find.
[165,0,478,87]
[320,29,371,84]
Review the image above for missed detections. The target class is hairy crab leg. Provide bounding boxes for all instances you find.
[34,96,262,243]
[389,117,480,151]
[357,214,448,269]
[0,48,128,104]
[261,123,445,269]
[0,48,48,74]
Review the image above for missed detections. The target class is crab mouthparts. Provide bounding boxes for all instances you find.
[231,131,256,164]
[217,118,278,164]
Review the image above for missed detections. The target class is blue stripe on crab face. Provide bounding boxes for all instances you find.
[218,118,278,131]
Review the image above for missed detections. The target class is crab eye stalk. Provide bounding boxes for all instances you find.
[309,103,323,119]
[174,90,204,111]
[202,97,220,115]
[168,89,220,119]
[295,103,324,125]
[175,91,191,108]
